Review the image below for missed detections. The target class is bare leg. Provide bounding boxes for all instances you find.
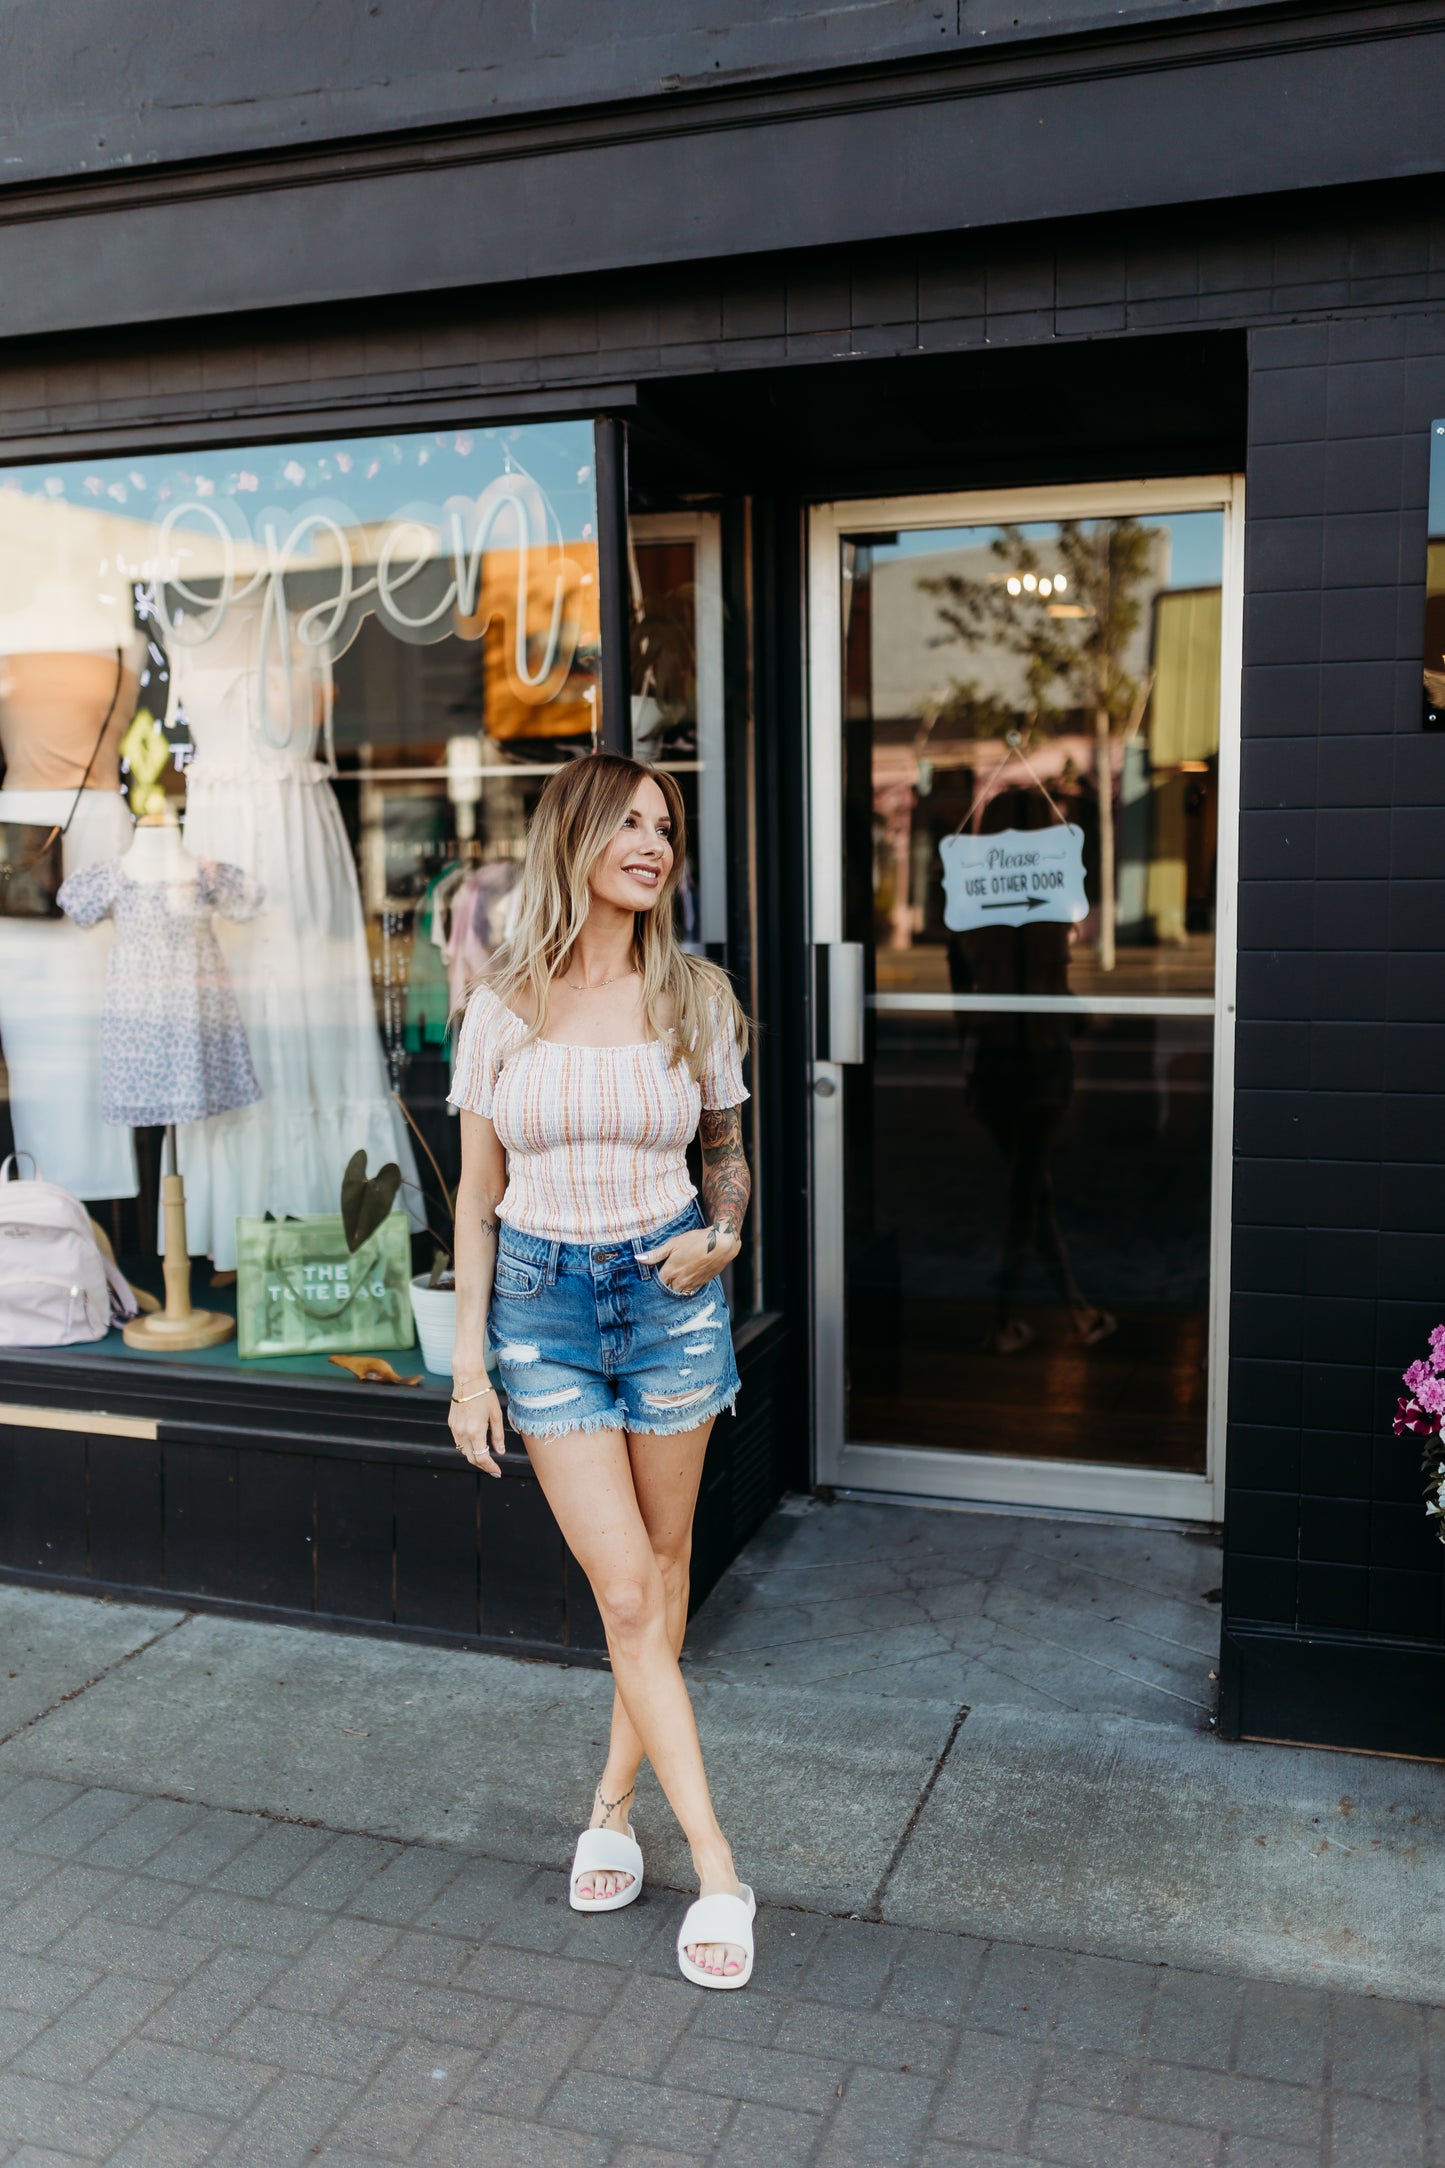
[579,1425,711,1902]
[524,1424,746,1979]
[974,1104,1039,1352]
[1032,1157,1115,1343]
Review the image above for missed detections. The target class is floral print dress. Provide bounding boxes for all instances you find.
[57,858,265,1127]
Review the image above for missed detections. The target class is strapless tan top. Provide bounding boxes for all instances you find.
[0,652,139,793]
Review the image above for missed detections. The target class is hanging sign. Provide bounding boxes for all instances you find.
[939,824,1088,933]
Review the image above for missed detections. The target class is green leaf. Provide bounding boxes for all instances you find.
[340,1150,403,1253]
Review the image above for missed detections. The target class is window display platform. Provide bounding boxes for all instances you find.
[0,1314,787,1665]
[90,1260,456,1394]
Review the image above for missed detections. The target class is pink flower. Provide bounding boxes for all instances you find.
[1404,1359,1434,1395]
[1394,1396,1440,1436]
[1418,1376,1445,1417]
[1429,1323,1445,1367]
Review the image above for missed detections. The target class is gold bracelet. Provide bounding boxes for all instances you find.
[451,1384,499,1405]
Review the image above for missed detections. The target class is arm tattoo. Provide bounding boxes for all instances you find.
[699,1105,751,1244]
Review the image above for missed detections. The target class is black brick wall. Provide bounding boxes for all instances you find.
[1229,309,1445,1654]
[0,185,1439,450]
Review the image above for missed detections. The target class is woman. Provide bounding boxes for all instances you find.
[446,752,756,1990]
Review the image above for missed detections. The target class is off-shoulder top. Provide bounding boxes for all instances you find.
[446,982,748,1243]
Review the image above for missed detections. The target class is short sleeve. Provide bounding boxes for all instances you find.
[447,985,512,1119]
[57,859,116,927]
[699,995,749,1111]
[200,861,264,921]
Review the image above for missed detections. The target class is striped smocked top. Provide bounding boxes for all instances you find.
[446,982,749,1244]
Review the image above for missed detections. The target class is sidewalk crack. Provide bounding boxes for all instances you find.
[863,1700,969,1924]
[0,1609,193,1750]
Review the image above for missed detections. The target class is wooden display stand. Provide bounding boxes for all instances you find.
[122,1127,234,1353]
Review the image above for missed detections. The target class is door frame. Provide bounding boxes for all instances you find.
[806,476,1245,1523]
[628,509,727,947]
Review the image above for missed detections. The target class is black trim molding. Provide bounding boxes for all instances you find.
[1219,1627,1445,1763]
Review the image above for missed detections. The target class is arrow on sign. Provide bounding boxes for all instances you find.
[981,895,1047,913]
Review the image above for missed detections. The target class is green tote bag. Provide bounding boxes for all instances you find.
[235,1212,416,1359]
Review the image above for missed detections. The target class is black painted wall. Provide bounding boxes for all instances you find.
[1226,311,1445,1698]
[0,0,1286,181]
[0,1322,787,1656]
[0,5,1439,341]
[0,183,1433,463]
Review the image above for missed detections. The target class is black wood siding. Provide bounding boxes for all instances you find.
[0,1318,787,1660]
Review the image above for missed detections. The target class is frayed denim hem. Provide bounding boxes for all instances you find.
[506,1386,739,1441]
[619,1384,740,1437]
[506,1404,629,1441]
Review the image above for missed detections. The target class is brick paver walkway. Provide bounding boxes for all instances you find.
[0,1770,1441,2166]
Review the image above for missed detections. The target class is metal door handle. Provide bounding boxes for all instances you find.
[816,941,865,1066]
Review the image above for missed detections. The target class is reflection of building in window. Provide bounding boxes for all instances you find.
[1425,536,1445,727]
[849,522,1224,989]
[1144,588,1222,946]
[460,543,599,742]
[627,521,728,956]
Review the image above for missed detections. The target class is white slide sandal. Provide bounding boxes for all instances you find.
[569,1824,644,1913]
[676,1884,756,1989]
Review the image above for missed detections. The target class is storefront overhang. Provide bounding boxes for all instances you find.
[0,2,1437,341]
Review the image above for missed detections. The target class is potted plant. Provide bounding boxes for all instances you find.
[1392,1324,1445,1542]
[390,1099,475,1380]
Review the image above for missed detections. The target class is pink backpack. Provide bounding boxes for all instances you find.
[0,1154,138,1347]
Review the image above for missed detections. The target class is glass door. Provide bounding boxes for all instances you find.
[808,482,1242,1520]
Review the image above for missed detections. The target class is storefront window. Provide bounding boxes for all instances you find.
[628,510,762,1324]
[0,420,600,1384]
[629,515,727,958]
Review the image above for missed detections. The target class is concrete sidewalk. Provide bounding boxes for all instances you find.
[0,1495,1442,2164]
[4,1499,1439,2002]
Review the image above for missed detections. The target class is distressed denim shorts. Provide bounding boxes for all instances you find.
[489,1202,741,1440]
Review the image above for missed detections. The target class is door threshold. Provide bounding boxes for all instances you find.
[831,1485,1219,1537]
[832,1441,1218,1524]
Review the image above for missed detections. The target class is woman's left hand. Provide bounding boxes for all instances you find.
[638,1224,740,1297]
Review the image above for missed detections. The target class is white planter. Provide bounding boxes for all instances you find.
[410,1274,458,1378]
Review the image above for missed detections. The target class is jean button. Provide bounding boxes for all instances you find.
[595,1249,617,1264]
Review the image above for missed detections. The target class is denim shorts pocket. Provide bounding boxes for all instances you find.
[493,1255,542,1300]
[656,1268,727,1309]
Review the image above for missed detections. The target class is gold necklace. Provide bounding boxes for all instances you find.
[562,966,638,992]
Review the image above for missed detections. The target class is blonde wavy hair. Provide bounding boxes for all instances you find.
[482,752,749,1084]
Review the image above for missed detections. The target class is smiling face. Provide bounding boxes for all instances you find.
[588,775,676,916]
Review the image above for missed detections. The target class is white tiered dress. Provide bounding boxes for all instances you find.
[171,597,418,1269]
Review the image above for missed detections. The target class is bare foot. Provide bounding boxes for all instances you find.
[686,1842,746,1979]
[575,1781,636,1904]
[982,1317,1035,1356]
[1071,1306,1117,1347]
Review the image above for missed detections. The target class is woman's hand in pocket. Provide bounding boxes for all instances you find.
[638,1224,739,1298]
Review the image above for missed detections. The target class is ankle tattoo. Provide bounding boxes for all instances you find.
[595,1781,635,1822]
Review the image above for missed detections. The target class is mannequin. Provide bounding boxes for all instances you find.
[121,801,235,1350]
[0,650,140,792]
[120,797,194,885]
[0,634,146,1203]
[171,589,419,1267]
[57,798,263,1134]
[60,806,249,1344]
